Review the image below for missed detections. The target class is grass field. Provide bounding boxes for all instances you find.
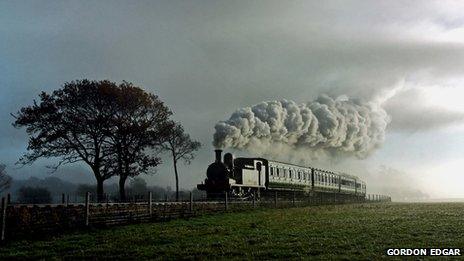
[1,203,464,259]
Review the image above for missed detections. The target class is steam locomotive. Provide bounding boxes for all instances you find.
[197,150,366,199]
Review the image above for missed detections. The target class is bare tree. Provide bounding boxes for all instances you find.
[160,123,201,201]
[13,79,175,202]
[12,80,120,201]
[105,82,173,201]
[0,164,12,194]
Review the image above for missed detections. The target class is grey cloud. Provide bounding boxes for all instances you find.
[384,88,464,131]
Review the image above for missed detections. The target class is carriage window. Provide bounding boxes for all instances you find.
[289,170,292,178]
[276,168,280,177]
[270,167,274,176]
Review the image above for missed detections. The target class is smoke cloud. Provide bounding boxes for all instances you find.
[213,95,390,161]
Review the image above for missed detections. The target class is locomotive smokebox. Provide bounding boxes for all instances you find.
[215,149,222,163]
[224,152,234,170]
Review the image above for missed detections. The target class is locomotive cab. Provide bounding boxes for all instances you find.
[233,158,267,188]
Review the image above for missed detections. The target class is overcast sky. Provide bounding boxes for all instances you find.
[1,1,464,199]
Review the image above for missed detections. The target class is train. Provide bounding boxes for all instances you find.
[197,150,366,200]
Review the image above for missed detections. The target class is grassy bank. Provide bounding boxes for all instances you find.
[1,203,463,259]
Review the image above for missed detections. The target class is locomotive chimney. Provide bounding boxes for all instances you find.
[214,149,222,163]
[224,152,234,170]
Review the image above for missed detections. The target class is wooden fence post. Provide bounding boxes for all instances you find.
[292,190,296,206]
[252,191,256,208]
[85,192,90,227]
[62,193,65,204]
[224,192,228,211]
[274,191,277,208]
[189,192,193,212]
[148,191,153,218]
[6,194,10,205]
[163,194,168,219]
[1,197,7,241]
[66,194,70,206]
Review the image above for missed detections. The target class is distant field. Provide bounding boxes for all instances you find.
[1,203,464,259]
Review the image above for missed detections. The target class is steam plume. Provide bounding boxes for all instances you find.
[213,95,390,160]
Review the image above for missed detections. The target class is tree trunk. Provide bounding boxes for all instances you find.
[119,175,128,202]
[93,167,105,202]
[96,178,104,202]
[174,159,179,202]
